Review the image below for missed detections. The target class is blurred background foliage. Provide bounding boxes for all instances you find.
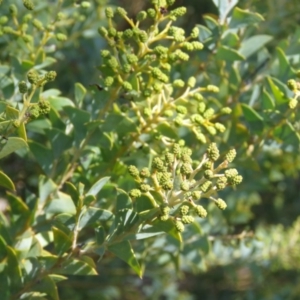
[0,0,300,299]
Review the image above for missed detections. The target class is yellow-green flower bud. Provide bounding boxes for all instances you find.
[32,19,44,30]
[0,16,8,25]
[191,114,204,125]
[190,27,199,38]
[18,81,28,94]
[180,181,190,191]
[196,132,206,144]
[147,8,156,18]
[140,183,151,193]
[129,189,142,198]
[175,220,184,232]
[152,157,165,171]
[191,41,204,50]
[122,81,132,91]
[116,7,127,17]
[107,57,118,69]
[126,54,138,64]
[176,105,187,115]
[23,0,34,10]
[207,85,219,93]
[137,11,147,21]
[187,76,196,88]
[45,71,57,82]
[204,170,214,180]
[203,108,215,119]
[194,93,204,102]
[167,0,176,5]
[207,143,220,161]
[289,98,298,109]
[226,149,237,163]
[56,33,67,41]
[191,191,201,200]
[81,1,90,9]
[108,27,117,37]
[160,214,169,221]
[128,165,140,178]
[38,100,50,114]
[287,79,297,91]
[216,176,227,190]
[180,163,193,175]
[200,181,212,193]
[215,198,227,210]
[105,7,114,18]
[182,215,194,224]
[9,5,18,16]
[98,26,108,37]
[140,167,150,178]
[162,181,173,190]
[27,70,38,84]
[173,79,185,88]
[221,107,232,114]
[195,205,207,218]
[215,122,226,133]
[104,76,114,87]
[180,205,189,216]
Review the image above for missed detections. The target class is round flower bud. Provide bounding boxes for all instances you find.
[206,126,217,136]
[287,79,297,91]
[45,71,57,82]
[171,143,181,155]
[182,42,194,51]
[167,0,176,5]
[9,5,18,16]
[0,16,8,25]
[216,176,227,190]
[165,153,175,165]
[161,204,170,216]
[56,33,67,41]
[140,183,151,193]
[289,98,298,109]
[181,153,192,163]
[123,29,133,39]
[23,0,34,10]
[81,1,90,9]
[215,198,227,210]
[197,102,206,113]
[191,191,201,200]
[116,7,127,17]
[225,168,238,179]
[180,205,189,216]
[173,79,185,88]
[180,181,190,191]
[174,116,184,126]
[170,7,186,17]
[129,189,142,198]
[204,170,214,180]
[104,76,114,87]
[187,76,196,88]
[175,220,184,232]
[28,106,40,119]
[128,165,140,178]
[196,132,206,143]
[207,143,220,161]
[200,181,212,193]
[215,122,226,133]
[160,214,169,221]
[207,85,219,93]
[176,105,187,115]
[221,107,232,114]
[143,108,151,117]
[162,181,173,190]
[105,7,114,18]
[203,108,215,119]
[182,215,194,224]
[108,27,117,37]
[140,167,150,178]
[126,54,138,64]
[137,11,147,21]
[27,70,38,84]
[225,149,236,163]
[190,27,199,38]
[152,157,165,171]
[147,8,156,18]
[229,175,243,186]
[98,26,108,37]
[38,100,50,115]
[195,205,207,218]
[180,163,192,175]
[191,41,204,50]
[107,57,118,69]
[194,93,204,101]
[18,81,28,94]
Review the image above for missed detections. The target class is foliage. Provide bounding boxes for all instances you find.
[0,0,299,299]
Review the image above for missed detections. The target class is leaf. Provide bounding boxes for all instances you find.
[28,141,53,176]
[46,128,73,159]
[63,106,90,146]
[33,275,59,300]
[261,89,275,110]
[274,122,300,148]
[17,122,27,141]
[49,96,75,111]
[58,257,97,275]
[266,76,288,105]
[108,240,142,277]
[74,82,87,106]
[34,57,57,69]
[95,226,106,245]
[52,227,72,255]
[216,45,245,62]
[86,176,110,197]
[239,35,273,59]
[45,192,76,215]
[241,103,264,132]
[6,245,23,289]
[135,194,156,212]
[157,123,178,139]
[102,113,138,135]
[212,0,238,24]
[275,47,295,79]
[0,137,28,159]
[229,7,264,29]
[196,24,212,42]
[0,171,15,191]
[64,182,79,207]
[39,176,57,205]
[116,188,132,211]
[79,207,113,229]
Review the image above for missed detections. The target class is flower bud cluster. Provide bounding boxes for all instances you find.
[286,78,300,109]
[127,142,242,232]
